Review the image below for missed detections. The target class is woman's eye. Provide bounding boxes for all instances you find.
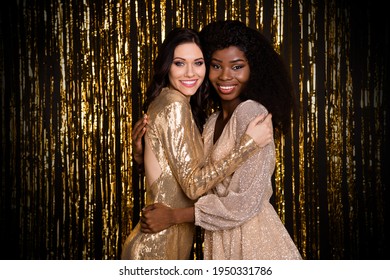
[195,61,204,66]
[232,65,244,70]
[211,64,221,69]
[173,61,184,67]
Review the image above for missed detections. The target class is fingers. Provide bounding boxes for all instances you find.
[142,204,155,213]
[250,114,266,126]
[262,113,272,126]
[140,219,151,233]
[132,115,148,165]
[140,212,152,233]
[246,114,266,133]
[131,115,148,141]
[131,122,146,141]
[245,112,275,147]
[140,203,171,233]
[140,215,157,233]
[251,113,272,125]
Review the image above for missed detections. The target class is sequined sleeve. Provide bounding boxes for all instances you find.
[194,100,275,230]
[155,99,260,200]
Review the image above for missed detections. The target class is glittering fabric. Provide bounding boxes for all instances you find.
[121,88,260,259]
[195,100,302,260]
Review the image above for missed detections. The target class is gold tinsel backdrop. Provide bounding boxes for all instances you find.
[0,0,388,260]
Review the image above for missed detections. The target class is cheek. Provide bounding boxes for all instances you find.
[237,71,250,84]
[168,68,175,80]
[169,67,181,81]
[168,73,179,87]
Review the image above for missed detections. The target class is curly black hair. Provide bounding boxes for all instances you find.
[200,20,295,135]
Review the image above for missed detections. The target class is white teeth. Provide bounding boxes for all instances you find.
[182,80,196,86]
[219,85,234,90]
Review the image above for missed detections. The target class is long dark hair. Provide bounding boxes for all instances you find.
[143,28,208,132]
[200,20,295,135]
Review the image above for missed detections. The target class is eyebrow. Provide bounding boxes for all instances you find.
[211,57,247,63]
[173,57,204,61]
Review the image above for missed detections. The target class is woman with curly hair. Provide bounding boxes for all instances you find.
[138,20,301,260]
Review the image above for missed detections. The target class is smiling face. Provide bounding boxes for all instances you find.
[208,46,250,104]
[168,42,206,98]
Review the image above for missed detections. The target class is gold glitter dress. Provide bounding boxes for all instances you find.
[121,88,259,260]
[195,100,302,260]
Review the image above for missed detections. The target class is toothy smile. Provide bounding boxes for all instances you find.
[181,80,198,87]
[218,85,236,93]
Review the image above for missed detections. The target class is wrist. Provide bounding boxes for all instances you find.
[173,207,195,224]
[172,208,180,225]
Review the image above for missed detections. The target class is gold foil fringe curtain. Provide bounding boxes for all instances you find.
[0,0,388,259]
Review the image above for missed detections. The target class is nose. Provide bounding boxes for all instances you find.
[185,64,195,77]
[218,68,232,80]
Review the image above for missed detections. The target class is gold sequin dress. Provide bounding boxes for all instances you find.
[121,88,259,260]
[195,100,302,260]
